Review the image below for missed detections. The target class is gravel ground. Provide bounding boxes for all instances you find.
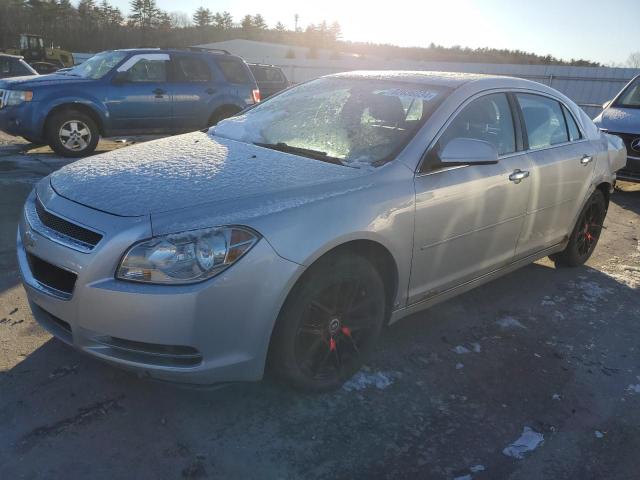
[0,136,639,479]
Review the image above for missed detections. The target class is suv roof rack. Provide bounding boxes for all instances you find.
[186,46,231,55]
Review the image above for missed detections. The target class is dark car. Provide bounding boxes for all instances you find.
[594,74,640,182]
[248,63,289,98]
[0,48,260,157]
[0,53,38,79]
[30,61,60,74]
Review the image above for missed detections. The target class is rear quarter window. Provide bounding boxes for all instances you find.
[251,66,284,82]
[216,58,251,84]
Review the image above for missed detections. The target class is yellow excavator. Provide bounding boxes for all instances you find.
[2,34,74,73]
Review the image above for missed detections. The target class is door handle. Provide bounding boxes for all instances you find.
[153,88,166,97]
[509,169,530,184]
[205,87,217,95]
[580,154,593,165]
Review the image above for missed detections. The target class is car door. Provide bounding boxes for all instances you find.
[513,93,595,257]
[106,53,172,135]
[409,92,533,305]
[170,54,220,132]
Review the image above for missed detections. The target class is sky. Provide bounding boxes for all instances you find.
[103,0,637,65]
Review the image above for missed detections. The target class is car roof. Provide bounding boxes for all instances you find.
[327,70,547,91]
[111,48,238,58]
[0,53,24,60]
[248,63,282,69]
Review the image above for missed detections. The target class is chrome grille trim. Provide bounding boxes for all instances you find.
[25,196,103,253]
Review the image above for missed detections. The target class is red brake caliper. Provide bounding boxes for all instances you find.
[329,337,336,352]
[341,326,351,337]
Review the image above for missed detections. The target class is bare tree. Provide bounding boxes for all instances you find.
[627,52,640,69]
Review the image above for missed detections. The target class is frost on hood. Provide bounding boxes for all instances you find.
[502,427,544,459]
[49,132,365,216]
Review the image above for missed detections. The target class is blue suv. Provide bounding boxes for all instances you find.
[0,48,260,157]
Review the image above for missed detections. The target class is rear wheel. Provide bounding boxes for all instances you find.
[207,106,242,127]
[550,190,607,267]
[46,110,99,157]
[269,254,386,392]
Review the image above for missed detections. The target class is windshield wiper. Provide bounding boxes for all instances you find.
[253,142,350,167]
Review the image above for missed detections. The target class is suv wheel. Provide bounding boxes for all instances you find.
[46,110,99,158]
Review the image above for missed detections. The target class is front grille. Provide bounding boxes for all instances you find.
[27,253,77,297]
[92,336,202,367]
[610,132,640,158]
[35,198,103,248]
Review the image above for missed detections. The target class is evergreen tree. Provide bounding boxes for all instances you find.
[193,7,211,28]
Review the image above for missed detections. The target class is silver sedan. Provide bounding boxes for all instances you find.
[17,71,627,391]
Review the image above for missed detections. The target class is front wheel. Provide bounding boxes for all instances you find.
[46,110,99,158]
[550,190,607,267]
[269,254,387,392]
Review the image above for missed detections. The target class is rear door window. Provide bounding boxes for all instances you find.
[562,105,582,141]
[172,56,211,83]
[0,58,10,75]
[216,58,251,84]
[516,94,569,149]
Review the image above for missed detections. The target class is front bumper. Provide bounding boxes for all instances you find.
[617,155,640,183]
[17,185,301,385]
[0,101,43,141]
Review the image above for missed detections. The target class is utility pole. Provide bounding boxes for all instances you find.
[294,13,299,32]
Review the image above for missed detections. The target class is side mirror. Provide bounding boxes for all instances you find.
[439,138,499,166]
[112,71,128,84]
[602,99,612,110]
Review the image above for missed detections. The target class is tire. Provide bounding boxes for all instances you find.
[46,110,99,158]
[269,253,387,392]
[208,106,242,127]
[550,190,607,267]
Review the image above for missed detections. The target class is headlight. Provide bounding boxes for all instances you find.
[5,90,33,106]
[116,226,259,284]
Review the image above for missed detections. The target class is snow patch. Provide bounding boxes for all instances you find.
[470,465,486,473]
[595,430,604,439]
[576,281,613,303]
[496,316,527,329]
[453,345,471,354]
[456,363,464,370]
[502,427,544,459]
[342,371,399,392]
[627,384,640,394]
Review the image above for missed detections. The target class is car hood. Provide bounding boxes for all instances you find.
[594,107,640,134]
[50,131,368,217]
[0,73,92,89]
